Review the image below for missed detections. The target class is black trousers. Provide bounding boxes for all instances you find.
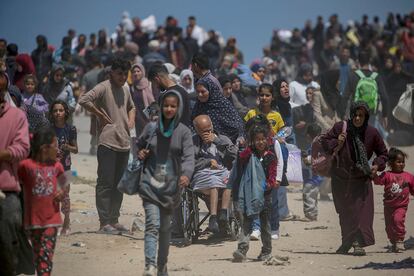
[96,145,129,226]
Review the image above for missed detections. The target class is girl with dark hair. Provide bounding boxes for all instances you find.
[22,74,49,115]
[232,122,277,262]
[18,128,67,276]
[137,90,194,276]
[321,101,388,256]
[49,100,78,235]
[272,79,295,142]
[374,147,414,252]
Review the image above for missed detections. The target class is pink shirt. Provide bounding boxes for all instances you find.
[374,171,414,208]
[18,159,65,229]
[0,102,30,192]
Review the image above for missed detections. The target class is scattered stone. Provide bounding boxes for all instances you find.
[71,242,86,247]
[263,255,290,266]
[304,226,328,230]
[171,265,191,272]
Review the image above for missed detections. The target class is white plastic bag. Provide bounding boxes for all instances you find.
[285,143,303,183]
[141,15,157,33]
[392,83,414,125]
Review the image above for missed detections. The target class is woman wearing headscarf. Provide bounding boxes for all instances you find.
[179,69,194,94]
[312,69,342,132]
[321,101,388,256]
[42,65,75,112]
[289,63,320,108]
[229,74,256,110]
[192,78,245,143]
[130,63,155,137]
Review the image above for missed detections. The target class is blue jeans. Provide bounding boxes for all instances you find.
[277,186,289,218]
[252,188,280,232]
[143,201,172,268]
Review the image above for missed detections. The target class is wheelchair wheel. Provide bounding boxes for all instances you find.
[181,189,200,244]
[181,190,192,244]
[190,192,200,242]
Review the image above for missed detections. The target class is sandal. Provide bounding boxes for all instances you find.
[352,242,366,256]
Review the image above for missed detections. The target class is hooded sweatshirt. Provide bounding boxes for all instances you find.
[0,101,30,192]
[137,90,194,209]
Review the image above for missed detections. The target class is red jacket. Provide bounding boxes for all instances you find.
[239,146,277,190]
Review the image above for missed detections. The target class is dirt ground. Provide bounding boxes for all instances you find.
[51,114,414,276]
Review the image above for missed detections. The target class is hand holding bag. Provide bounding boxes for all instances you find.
[117,127,156,195]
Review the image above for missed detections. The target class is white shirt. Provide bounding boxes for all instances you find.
[289,80,320,108]
[273,139,284,182]
[191,25,207,47]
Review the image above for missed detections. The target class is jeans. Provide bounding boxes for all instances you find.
[143,201,172,268]
[303,183,319,218]
[96,145,129,226]
[252,188,279,232]
[237,196,272,255]
[278,186,290,218]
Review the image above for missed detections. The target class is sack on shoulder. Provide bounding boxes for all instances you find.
[311,121,347,177]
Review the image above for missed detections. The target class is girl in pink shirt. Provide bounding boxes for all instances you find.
[18,128,67,276]
[374,148,414,253]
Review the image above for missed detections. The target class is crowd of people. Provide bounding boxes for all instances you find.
[1,10,414,276]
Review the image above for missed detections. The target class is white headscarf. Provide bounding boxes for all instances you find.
[179,69,194,93]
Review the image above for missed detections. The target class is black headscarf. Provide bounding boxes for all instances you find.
[42,65,66,105]
[348,101,371,177]
[272,79,291,119]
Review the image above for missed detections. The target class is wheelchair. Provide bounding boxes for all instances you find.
[180,186,241,244]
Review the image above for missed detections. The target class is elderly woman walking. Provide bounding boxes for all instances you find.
[321,101,388,256]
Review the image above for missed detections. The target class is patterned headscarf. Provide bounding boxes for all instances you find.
[191,72,244,142]
[348,101,371,177]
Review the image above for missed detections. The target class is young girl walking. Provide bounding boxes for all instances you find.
[137,90,194,276]
[49,100,78,235]
[232,122,278,262]
[18,128,68,276]
[22,74,49,115]
[374,148,414,252]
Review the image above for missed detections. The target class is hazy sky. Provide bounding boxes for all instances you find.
[1,0,413,63]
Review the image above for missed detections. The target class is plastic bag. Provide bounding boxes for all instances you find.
[285,143,303,183]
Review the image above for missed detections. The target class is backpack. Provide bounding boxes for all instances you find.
[354,70,379,113]
[311,121,347,177]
